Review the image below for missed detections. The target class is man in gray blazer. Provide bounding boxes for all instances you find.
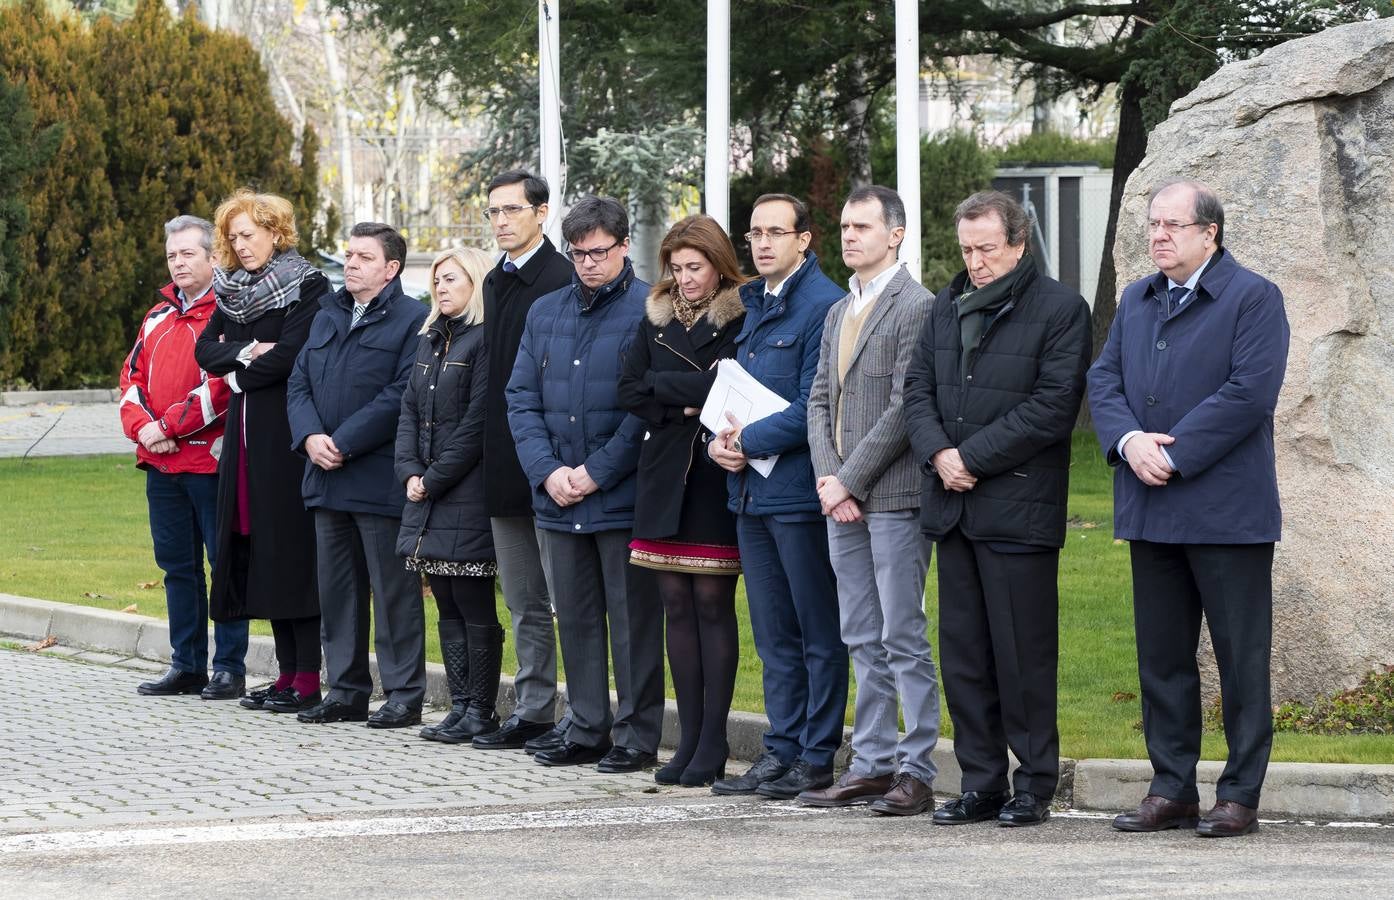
[802,185,938,815]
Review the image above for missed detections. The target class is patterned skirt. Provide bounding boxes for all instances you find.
[628,539,741,575]
[404,557,498,578]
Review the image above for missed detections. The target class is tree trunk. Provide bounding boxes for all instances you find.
[316,0,354,232]
[1078,75,1149,428]
[843,58,872,189]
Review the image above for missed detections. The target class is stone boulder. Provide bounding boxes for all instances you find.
[1114,18,1394,703]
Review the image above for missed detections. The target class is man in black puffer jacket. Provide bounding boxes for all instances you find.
[904,191,1091,828]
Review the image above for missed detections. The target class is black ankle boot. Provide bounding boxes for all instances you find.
[436,624,504,743]
[421,619,469,742]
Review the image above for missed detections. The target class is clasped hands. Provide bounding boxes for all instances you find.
[1122,432,1176,487]
[816,475,862,523]
[708,411,748,473]
[305,433,344,471]
[137,420,176,455]
[932,447,977,493]
[544,464,599,507]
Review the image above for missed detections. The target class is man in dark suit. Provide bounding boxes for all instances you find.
[470,171,577,753]
[1089,179,1289,838]
[904,190,1091,828]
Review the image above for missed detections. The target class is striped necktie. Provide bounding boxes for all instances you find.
[352,303,368,327]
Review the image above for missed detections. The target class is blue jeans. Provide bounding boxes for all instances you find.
[146,469,248,674]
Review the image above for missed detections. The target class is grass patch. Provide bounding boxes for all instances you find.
[2,437,1391,765]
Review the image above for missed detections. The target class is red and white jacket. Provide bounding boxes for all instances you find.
[119,282,230,474]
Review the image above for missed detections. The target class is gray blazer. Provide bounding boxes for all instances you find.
[808,266,931,513]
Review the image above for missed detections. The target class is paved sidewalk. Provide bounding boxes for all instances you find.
[0,402,128,458]
[0,647,659,833]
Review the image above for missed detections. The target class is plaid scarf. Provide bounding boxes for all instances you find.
[213,249,316,324]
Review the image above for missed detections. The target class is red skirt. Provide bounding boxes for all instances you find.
[629,538,741,575]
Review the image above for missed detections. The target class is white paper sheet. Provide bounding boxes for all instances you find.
[700,359,790,478]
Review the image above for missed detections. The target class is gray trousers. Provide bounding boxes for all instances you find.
[314,509,426,708]
[491,516,562,723]
[536,528,665,753]
[827,510,940,784]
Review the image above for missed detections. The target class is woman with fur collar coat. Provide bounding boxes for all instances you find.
[617,215,748,788]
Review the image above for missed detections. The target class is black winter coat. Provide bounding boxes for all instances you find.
[481,238,575,517]
[903,264,1091,548]
[394,315,493,564]
[194,272,329,622]
[618,284,746,544]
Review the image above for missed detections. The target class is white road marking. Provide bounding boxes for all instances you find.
[0,802,825,855]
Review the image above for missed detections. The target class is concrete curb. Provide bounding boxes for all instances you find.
[3,592,1390,820]
[0,389,119,406]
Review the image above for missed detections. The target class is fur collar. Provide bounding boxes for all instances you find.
[645,283,745,328]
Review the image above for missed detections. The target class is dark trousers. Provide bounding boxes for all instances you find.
[535,528,665,752]
[937,527,1059,799]
[314,509,426,709]
[1130,540,1274,808]
[145,469,248,675]
[737,513,847,768]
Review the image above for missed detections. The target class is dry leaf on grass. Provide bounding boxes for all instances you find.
[82,591,106,599]
[24,636,57,652]
[1111,691,1138,703]
[120,603,139,613]
[137,580,161,590]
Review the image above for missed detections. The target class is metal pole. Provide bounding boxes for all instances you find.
[895,0,921,282]
[539,0,563,244]
[705,0,730,230]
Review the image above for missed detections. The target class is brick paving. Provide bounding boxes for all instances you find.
[0,647,657,832]
[0,403,129,458]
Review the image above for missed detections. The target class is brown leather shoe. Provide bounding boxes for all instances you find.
[869,773,935,817]
[1112,795,1201,832]
[797,771,895,807]
[1196,800,1259,837]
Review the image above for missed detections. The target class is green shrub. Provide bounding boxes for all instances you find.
[996,131,1117,169]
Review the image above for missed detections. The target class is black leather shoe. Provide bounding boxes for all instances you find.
[534,740,612,767]
[596,747,657,774]
[265,688,323,714]
[471,715,552,749]
[200,671,245,700]
[239,683,283,710]
[523,719,571,754]
[137,667,208,696]
[932,790,1011,825]
[367,701,422,729]
[756,759,834,800]
[998,792,1051,827]
[711,752,790,796]
[295,697,366,722]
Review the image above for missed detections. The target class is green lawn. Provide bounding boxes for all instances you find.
[2,437,1389,765]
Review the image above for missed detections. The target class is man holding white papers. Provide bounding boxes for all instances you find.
[803,186,939,816]
[709,194,848,800]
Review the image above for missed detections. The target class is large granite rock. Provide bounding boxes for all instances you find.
[1114,18,1394,703]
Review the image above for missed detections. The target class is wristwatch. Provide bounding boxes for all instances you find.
[732,436,743,454]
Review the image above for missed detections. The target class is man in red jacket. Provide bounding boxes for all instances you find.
[120,215,247,699]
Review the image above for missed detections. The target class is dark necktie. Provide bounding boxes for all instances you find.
[765,291,779,307]
[1168,285,1188,316]
[503,259,518,274]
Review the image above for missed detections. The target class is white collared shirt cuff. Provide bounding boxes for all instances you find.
[1117,430,1142,461]
[1160,447,1176,472]
[226,371,242,394]
[235,341,256,368]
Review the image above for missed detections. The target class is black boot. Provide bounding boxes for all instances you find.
[421,619,469,742]
[436,624,503,743]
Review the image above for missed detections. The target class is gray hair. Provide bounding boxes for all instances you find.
[1148,178,1225,247]
[954,191,1030,247]
[846,185,907,231]
[164,215,214,254]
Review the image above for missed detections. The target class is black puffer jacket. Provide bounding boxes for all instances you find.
[903,264,1091,548]
[394,315,493,563]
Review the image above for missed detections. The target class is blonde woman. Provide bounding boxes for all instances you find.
[394,247,500,743]
[194,189,328,714]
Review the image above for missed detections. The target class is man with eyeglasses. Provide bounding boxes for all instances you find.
[472,170,577,754]
[506,195,664,773]
[1089,179,1290,838]
[708,193,848,800]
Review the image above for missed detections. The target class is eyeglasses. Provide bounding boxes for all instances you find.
[483,204,538,221]
[743,228,800,243]
[1146,220,1203,235]
[566,241,621,264]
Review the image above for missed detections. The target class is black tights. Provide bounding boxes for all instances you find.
[657,571,739,773]
[428,574,498,628]
[270,615,321,673]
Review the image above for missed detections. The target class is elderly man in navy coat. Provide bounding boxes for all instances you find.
[1088,179,1290,838]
